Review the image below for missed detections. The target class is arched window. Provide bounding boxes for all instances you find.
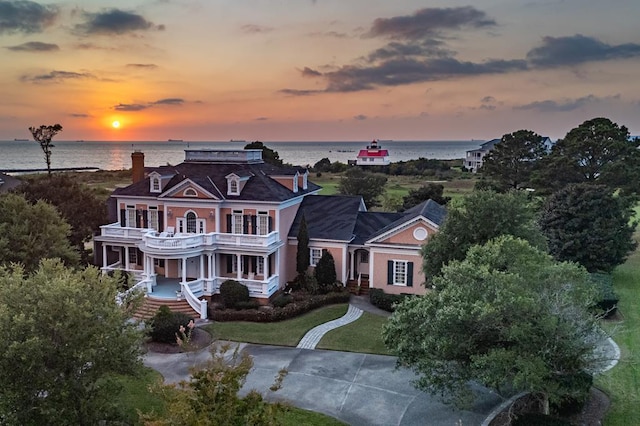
[184,188,197,197]
[186,211,197,233]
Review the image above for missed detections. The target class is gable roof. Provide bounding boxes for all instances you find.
[288,195,365,241]
[366,199,446,242]
[351,211,404,245]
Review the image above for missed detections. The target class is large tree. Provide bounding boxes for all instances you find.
[385,236,603,413]
[29,123,63,175]
[481,130,547,190]
[338,167,387,208]
[400,183,450,211]
[0,193,78,271]
[421,190,545,282]
[534,117,640,196]
[16,174,108,264]
[0,260,143,425]
[296,215,310,274]
[540,183,637,273]
[244,141,283,166]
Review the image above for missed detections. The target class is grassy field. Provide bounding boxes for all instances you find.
[596,206,640,425]
[202,304,348,346]
[317,312,390,355]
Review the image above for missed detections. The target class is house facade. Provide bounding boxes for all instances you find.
[464,137,554,173]
[96,149,444,319]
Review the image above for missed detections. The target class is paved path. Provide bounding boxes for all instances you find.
[296,304,363,349]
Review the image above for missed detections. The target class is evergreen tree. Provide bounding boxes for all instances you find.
[244,141,283,166]
[314,250,337,292]
[338,167,387,208]
[296,216,310,273]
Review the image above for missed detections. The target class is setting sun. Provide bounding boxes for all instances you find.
[112,120,120,129]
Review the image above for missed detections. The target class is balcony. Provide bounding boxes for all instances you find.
[215,232,279,248]
[99,223,152,240]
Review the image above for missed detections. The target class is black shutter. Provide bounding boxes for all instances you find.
[135,210,141,228]
[226,214,232,233]
[387,261,393,285]
[268,216,273,233]
[251,257,257,273]
[158,213,164,232]
[137,249,143,266]
[243,256,249,273]
[226,255,232,273]
[120,209,126,227]
[407,262,414,287]
[251,215,257,235]
[243,215,250,234]
[142,210,149,228]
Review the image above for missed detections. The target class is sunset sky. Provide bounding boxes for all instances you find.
[1,0,639,141]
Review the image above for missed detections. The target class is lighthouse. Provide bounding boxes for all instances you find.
[356,140,390,166]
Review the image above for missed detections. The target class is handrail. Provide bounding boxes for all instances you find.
[181,280,208,319]
[116,280,147,306]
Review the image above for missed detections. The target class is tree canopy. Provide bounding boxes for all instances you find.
[385,236,603,411]
[421,190,545,282]
[0,260,143,425]
[296,215,310,274]
[244,141,283,166]
[338,167,387,208]
[540,183,637,273]
[481,130,547,191]
[16,174,108,264]
[400,183,450,211]
[533,117,640,196]
[29,124,62,175]
[0,193,78,271]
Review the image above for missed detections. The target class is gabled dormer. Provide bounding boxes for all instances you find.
[149,171,175,194]
[225,172,252,196]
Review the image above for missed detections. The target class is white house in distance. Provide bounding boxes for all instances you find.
[95,149,444,319]
[464,137,553,173]
[356,140,390,166]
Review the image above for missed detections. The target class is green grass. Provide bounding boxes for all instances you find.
[202,304,349,346]
[112,367,165,423]
[280,406,346,425]
[596,212,640,425]
[317,312,391,355]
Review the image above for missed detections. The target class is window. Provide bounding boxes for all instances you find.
[233,210,243,234]
[126,205,136,227]
[387,260,413,287]
[228,178,239,195]
[151,177,161,192]
[310,248,322,266]
[186,212,197,233]
[128,248,138,265]
[257,256,265,275]
[257,212,269,235]
[149,207,159,230]
[360,251,369,263]
[184,188,197,197]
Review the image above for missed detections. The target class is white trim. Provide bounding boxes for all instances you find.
[366,216,439,244]
[159,179,220,200]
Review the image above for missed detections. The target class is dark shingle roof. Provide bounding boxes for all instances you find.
[366,199,446,241]
[351,211,404,245]
[288,195,364,241]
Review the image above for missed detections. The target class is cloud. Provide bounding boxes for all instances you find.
[307,31,348,38]
[70,113,90,118]
[126,63,158,69]
[279,88,322,96]
[241,24,273,34]
[113,98,185,111]
[5,41,59,52]
[514,94,617,112]
[366,40,453,62]
[152,98,183,105]
[20,70,94,83]
[254,117,269,121]
[0,0,58,34]
[353,114,368,121]
[368,6,496,41]
[114,103,148,111]
[527,34,640,67]
[301,67,322,77]
[481,96,496,103]
[76,9,162,35]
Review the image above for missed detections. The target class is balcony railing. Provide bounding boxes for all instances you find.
[215,231,279,248]
[143,233,206,250]
[100,223,153,239]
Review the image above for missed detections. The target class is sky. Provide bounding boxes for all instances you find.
[1,0,640,141]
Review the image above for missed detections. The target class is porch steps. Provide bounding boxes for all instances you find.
[346,279,370,296]
[133,296,200,320]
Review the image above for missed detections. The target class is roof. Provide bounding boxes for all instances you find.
[480,138,500,150]
[357,149,389,157]
[288,195,364,241]
[366,199,446,241]
[351,211,404,245]
[115,160,320,202]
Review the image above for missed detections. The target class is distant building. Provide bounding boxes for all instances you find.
[464,137,553,173]
[356,140,390,166]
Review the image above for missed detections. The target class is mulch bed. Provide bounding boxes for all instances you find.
[145,328,213,354]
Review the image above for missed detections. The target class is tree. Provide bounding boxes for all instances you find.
[29,123,63,175]
[338,167,387,208]
[312,157,331,173]
[0,260,143,425]
[0,193,78,271]
[534,117,640,196]
[244,141,283,166]
[481,130,547,190]
[421,190,545,281]
[16,174,108,264]
[142,344,286,425]
[314,250,337,292]
[385,236,603,413]
[296,215,310,274]
[400,183,450,211]
[540,183,637,273]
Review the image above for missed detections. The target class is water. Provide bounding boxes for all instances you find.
[0,140,481,171]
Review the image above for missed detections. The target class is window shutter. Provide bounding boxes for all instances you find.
[268,216,273,233]
[251,257,257,272]
[226,214,232,233]
[243,215,250,234]
[137,249,143,266]
[158,213,164,232]
[251,215,257,235]
[243,256,249,273]
[407,262,414,287]
[142,210,149,228]
[387,261,393,285]
[226,255,232,273]
[120,209,126,227]
[135,210,141,228]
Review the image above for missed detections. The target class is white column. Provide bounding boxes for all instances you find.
[263,254,269,278]
[101,244,107,273]
[215,207,220,233]
[199,255,205,280]
[124,246,130,270]
[350,250,355,280]
[181,257,187,283]
[236,255,242,280]
[342,246,348,285]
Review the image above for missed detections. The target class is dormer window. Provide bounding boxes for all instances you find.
[150,177,161,193]
[293,174,298,193]
[302,172,308,190]
[228,178,239,195]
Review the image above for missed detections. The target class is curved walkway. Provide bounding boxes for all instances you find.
[296,303,363,349]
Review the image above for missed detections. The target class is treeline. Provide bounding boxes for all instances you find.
[312,157,458,177]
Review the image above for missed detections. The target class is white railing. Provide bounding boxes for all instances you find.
[216,231,279,248]
[143,233,205,250]
[243,274,279,298]
[101,223,151,239]
[181,280,208,319]
[116,279,148,306]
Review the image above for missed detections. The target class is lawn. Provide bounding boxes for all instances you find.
[596,209,640,425]
[202,304,349,346]
[317,312,391,355]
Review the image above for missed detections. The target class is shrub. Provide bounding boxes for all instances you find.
[369,288,409,312]
[149,305,194,344]
[314,251,336,293]
[551,372,593,416]
[234,300,261,310]
[220,279,250,309]
[272,294,293,308]
[513,413,571,426]
[590,273,619,318]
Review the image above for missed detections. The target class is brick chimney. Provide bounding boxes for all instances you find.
[131,151,145,183]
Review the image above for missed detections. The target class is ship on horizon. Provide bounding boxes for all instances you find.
[230,139,246,143]
[167,139,183,142]
[14,138,29,142]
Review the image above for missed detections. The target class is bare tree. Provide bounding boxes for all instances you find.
[28,124,62,175]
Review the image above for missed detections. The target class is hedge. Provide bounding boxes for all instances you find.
[369,288,410,312]
[210,290,350,322]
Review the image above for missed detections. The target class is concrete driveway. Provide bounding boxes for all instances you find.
[144,343,503,426]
